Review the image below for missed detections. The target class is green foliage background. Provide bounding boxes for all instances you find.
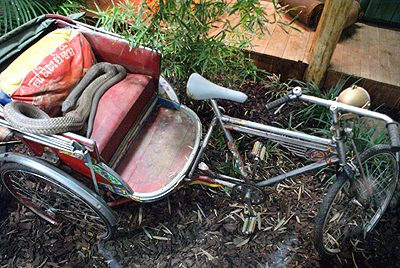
[93,0,297,82]
[0,0,88,34]
[1,0,297,84]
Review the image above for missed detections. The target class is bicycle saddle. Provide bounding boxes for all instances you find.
[186,73,248,103]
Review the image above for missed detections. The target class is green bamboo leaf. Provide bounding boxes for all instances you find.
[142,227,153,239]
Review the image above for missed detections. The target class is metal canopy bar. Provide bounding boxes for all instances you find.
[0,119,76,153]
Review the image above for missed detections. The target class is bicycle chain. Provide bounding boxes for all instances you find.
[190,172,267,205]
[232,183,266,205]
[192,161,268,205]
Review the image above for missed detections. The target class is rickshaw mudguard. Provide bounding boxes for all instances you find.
[0,152,118,226]
[114,104,202,202]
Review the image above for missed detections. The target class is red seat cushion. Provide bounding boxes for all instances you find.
[90,73,156,162]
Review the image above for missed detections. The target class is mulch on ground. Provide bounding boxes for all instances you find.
[1,74,400,267]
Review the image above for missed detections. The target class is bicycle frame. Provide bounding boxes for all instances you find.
[188,87,398,189]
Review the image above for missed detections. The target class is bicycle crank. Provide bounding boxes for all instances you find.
[232,183,266,205]
[232,183,266,234]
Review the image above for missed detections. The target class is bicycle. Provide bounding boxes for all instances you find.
[186,74,400,256]
[0,15,398,257]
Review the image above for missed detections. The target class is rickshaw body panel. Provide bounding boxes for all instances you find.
[0,14,202,202]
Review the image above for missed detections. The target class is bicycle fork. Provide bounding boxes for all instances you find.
[330,105,373,210]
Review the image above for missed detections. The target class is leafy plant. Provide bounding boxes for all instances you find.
[261,74,292,102]
[296,79,345,130]
[347,116,389,153]
[0,0,89,34]
[92,0,297,83]
[1,0,53,33]
[57,0,90,17]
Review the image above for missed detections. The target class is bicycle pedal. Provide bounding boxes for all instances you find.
[259,145,267,161]
[198,162,210,171]
[251,141,263,157]
[242,216,257,234]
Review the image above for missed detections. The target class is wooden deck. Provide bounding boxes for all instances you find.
[249,1,400,109]
[253,1,400,86]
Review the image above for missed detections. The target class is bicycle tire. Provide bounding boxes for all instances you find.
[314,144,399,256]
[1,161,117,240]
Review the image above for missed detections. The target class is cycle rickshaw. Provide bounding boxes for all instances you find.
[0,14,399,257]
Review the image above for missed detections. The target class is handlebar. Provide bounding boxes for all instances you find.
[265,94,292,110]
[387,123,400,151]
[265,87,400,152]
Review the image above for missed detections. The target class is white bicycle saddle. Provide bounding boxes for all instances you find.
[186,73,248,103]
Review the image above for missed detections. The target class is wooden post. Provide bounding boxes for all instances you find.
[304,0,353,87]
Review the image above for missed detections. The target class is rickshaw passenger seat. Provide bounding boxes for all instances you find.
[90,73,156,163]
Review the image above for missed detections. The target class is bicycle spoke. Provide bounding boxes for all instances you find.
[1,165,113,239]
[315,145,399,256]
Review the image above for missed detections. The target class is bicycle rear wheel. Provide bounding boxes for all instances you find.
[314,144,399,256]
[1,160,117,240]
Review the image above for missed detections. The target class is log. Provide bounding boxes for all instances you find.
[278,0,324,29]
[304,0,353,87]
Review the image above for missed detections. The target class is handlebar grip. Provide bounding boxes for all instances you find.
[387,123,400,151]
[265,95,291,110]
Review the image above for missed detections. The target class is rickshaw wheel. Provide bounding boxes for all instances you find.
[1,161,116,240]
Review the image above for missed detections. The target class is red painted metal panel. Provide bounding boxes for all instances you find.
[115,106,197,194]
[53,15,161,80]
[78,30,161,80]
[56,149,110,185]
[90,73,156,162]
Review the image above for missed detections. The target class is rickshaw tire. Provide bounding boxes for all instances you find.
[0,153,118,240]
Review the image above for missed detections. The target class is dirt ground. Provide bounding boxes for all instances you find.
[1,75,400,267]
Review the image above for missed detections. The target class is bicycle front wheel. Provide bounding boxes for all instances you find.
[314,144,399,256]
[1,161,117,240]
